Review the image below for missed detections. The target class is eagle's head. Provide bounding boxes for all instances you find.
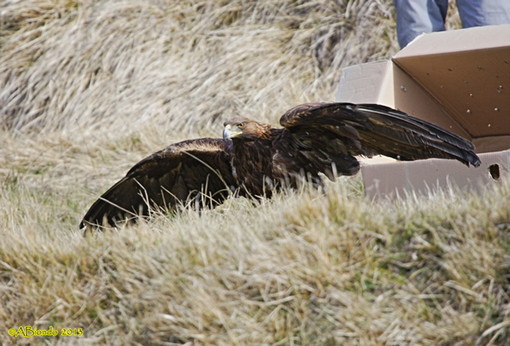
[223,118,272,141]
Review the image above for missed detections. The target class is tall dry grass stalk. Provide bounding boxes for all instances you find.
[1,0,397,136]
[3,0,507,345]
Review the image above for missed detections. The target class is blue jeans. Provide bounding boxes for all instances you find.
[394,0,510,47]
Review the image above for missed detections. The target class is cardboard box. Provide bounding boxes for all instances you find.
[335,25,510,198]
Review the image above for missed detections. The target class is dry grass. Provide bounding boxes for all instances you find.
[1,0,397,135]
[2,0,509,345]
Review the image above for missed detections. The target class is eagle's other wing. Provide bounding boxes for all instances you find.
[80,138,235,229]
[278,102,480,177]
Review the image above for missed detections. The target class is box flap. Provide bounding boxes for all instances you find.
[394,25,510,57]
[393,25,510,151]
[335,61,394,105]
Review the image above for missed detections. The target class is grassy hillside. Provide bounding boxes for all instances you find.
[1,0,509,344]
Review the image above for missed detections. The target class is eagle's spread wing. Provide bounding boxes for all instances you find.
[278,102,480,177]
[80,138,235,229]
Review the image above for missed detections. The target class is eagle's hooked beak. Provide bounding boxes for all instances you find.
[223,124,242,140]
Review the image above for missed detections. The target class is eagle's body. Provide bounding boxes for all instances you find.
[227,126,311,196]
[80,102,481,229]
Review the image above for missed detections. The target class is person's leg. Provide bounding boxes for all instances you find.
[394,0,449,48]
[457,0,510,27]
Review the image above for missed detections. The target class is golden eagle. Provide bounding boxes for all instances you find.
[80,103,480,229]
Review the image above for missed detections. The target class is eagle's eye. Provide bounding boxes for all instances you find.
[237,122,246,128]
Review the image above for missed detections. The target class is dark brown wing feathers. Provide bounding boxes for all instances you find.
[80,138,235,228]
[81,102,480,229]
[280,102,481,169]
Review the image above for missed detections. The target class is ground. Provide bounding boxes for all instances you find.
[1,1,509,344]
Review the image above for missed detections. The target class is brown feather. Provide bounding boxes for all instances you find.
[279,102,481,169]
[80,138,235,229]
[81,102,480,230]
